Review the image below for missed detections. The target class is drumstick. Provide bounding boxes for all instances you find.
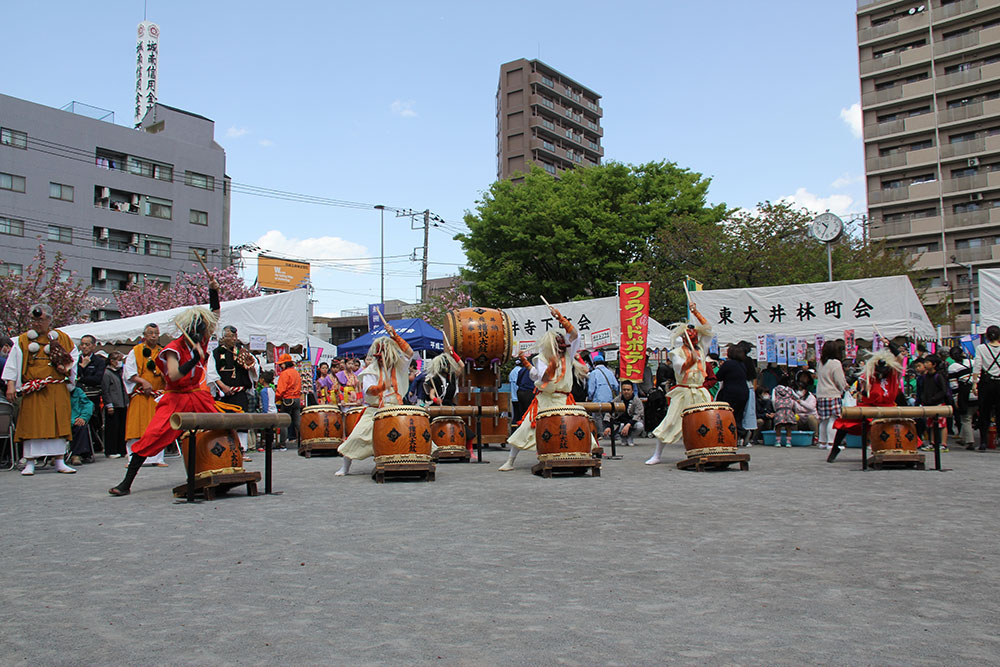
[375,306,391,331]
[192,249,212,278]
[540,295,552,308]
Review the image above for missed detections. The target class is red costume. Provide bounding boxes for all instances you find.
[831,372,901,435]
[130,337,217,457]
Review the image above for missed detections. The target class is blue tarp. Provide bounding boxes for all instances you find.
[337,318,444,356]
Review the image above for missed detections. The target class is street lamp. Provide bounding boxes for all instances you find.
[374,205,385,306]
[951,255,976,335]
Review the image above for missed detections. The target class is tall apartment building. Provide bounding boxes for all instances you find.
[858,0,1000,334]
[0,94,230,320]
[496,58,603,180]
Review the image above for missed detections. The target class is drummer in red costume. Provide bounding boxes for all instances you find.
[498,305,589,471]
[108,280,221,496]
[827,340,906,462]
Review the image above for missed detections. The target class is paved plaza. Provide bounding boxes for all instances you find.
[2,440,1000,665]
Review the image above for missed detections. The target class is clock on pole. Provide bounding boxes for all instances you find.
[810,212,844,281]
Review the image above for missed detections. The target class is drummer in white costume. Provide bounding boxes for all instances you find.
[335,323,414,476]
[498,305,590,471]
[647,301,713,465]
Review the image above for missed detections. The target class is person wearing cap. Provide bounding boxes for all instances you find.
[122,323,169,466]
[335,323,415,475]
[498,305,591,471]
[2,303,79,475]
[275,353,302,450]
[648,301,713,465]
[109,280,221,496]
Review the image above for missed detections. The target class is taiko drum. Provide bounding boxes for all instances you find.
[343,406,366,439]
[681,402,738,457]
[443,307,514,369]
[535,405,592,458]
[373,405,433,460]
[868,418,919,453]
[180,429,244,479]
[431,416,467,454]
[300,405,344,446]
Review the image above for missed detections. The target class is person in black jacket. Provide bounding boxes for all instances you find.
[919,354,950,452]
[513,355,537,424]
[715,344,750,433]
[76,334,106,451]
[101,350,129,458]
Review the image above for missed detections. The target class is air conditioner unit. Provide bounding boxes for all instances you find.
[969,158,980,167]
[97,269,107,280]
[98,227,109,240]
[100,187,110,199]
[131,233,140,245]
[970,192,984,201]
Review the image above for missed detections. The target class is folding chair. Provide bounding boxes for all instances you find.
[0,399,16,471]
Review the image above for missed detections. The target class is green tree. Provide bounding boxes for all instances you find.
[457,161,726,308]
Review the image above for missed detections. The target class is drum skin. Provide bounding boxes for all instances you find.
[431,416,467,451]
[535,405,591,456]
[443,307,514,369]
[681,402,738,454]
[373,405,432,458]
[300,405,344,445]
[180,429,244,478]
[343,407,366,438]
[869,418,918,453]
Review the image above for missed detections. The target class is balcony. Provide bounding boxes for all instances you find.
[862,78,933,107]
[869,180,940,205]
[911,250,945,269]
[860,44,931,76]
[943,170,1000,193]
[934,24,1000,56]
[944,207,1000,229]
[934,0,980,21]
[858,10,928,44]
[865,145,937,171]
[870,219,912,237]
[864,110,935,140]
[954,244,1000,263]
[937,61,1000,91]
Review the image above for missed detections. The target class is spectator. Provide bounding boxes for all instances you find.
[755,386,775,434]
[644,365,673,434]
[513,355,536,425]
[100,350,128,459]
[972,326,1000,452]
[772,375,797,447]
[919,354,950,452]
[791,381,819,443]
[816,341,848,451]
[948,345,975,449]
[315,361,340,405]
[0,336,12,394]
[715,344,749,435]
[67,386,95,466]
[587,354,619,439]
[638,350,654,397]
[275,353,302,451]
[76,334,106,452]
[606,380,644,445]
[256,370,277,452]
[507,361,522,420]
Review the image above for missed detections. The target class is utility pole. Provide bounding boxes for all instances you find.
[422,209,430,302]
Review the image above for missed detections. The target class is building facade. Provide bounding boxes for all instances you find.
[496,58,603,181]
[0,94,230,320]
[858,0,1000,334]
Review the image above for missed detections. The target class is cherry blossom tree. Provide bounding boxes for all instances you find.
[406,281,470,329]
[114,265,261,318]
[0,242,106,334]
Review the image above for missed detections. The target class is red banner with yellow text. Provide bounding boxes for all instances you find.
[617,282,650,381]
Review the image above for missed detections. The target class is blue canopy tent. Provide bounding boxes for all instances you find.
[336,318,444,357]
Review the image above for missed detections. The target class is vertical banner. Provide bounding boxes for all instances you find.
[815,334,825,362]
[272,344,288,364]
[872,330,883,352]
[709,335,719,357]
[787,336,798,367]
[756,334,767,363]
[368,303,385,332]
[617,282,651,381]
[765,334,777,363]
[796,339,808,365]
[776,335,787,366]
[844,329,856,361]
[135,21,160,127]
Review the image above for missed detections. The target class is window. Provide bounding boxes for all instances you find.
[541,140,555,152]
[0,217,24,236]
[144,235,172,258]
[189,247,208,262]
[540,76,554,88]
[541,119,555,131]
[47,225,72,244]
[542,163,556,175]
[910,173,936,184]
[49,182,74,202]
[189,209,208,226]
[145,195,172,220]
[59,269,71,282]
[540,97,555,109]
[0,172,25,192]
[1,128,27,149]
[128,156,173,181]
[184,171,215,190]
[0,263,23,277]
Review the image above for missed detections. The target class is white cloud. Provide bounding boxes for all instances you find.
[253,230,370,274]
[840,102,863,139]
[258,138,274,147]
[778,187,861,218]
[226,126,249,139]
[390,100,418,118]
[831,172,863,189]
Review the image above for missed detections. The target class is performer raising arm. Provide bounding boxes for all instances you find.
[498,305,589,471]
[109,280,221,496]
[647,301,713,465]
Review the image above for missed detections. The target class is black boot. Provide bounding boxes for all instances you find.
[827,430,846,463]
[108,455,146,496]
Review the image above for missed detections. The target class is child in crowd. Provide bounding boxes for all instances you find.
[256,370,277,452]
[772,376,797,447]
[919,355,950,453]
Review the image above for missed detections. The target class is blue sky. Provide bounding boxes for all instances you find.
[3,1,866,316]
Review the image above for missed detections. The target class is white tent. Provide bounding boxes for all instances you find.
[61,289,310,346]
[978,269,1000,332]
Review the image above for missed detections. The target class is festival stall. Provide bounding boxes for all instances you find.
[336,318,444,357]
[61,289,310,348]
[978,268,1000,331]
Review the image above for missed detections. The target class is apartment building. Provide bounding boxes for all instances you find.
[0,94,230,320]
[496,58,604,180]
[858,0,1000,333]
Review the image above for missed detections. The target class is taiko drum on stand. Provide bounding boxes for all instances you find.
[531,405,601,478]
[371,405,436,482]
[677,402,749,472]
[298,405,344,458]
[867,418,925,469]
[172,429,261,499]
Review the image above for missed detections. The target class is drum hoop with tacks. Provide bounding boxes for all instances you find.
[536,405,589,419]
[375,405,430,419]
[681,402,734,416]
